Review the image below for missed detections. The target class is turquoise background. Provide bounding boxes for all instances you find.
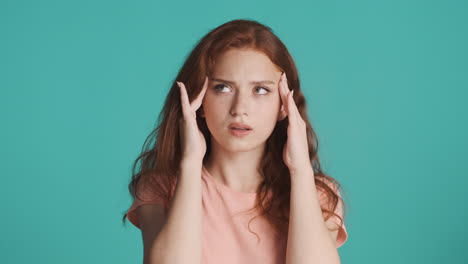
[2,0,467,263]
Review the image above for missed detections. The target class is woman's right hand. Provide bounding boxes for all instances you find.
[177,76,209,163]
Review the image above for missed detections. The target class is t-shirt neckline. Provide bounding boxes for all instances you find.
[202,165,258,197]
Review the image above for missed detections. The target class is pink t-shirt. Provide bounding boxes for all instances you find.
[127,165,348,264]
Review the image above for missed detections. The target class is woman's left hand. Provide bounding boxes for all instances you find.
[279,72,313,176]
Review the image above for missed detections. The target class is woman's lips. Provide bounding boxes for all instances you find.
[228,122,253,130]
[229,127,253,137]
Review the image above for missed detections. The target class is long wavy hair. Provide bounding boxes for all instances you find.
[122,18,347,244]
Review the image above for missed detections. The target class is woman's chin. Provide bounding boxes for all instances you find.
[223,140,265,153]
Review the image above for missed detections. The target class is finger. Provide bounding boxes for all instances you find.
[287,90,297,123]
[281,73,292,115]
[278,73,286,105]
[192,76,209,111]
[290,91,305,126]
[177,82,191,119]
[289,90,303,126]
[279,73,288,115]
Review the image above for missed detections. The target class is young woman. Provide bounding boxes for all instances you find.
[123,19,348,264]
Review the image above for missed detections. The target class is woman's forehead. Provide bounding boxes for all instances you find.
[209,77,276,86]
[211,49,282,75]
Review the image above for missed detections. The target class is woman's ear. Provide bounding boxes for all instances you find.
[277,105,287,121]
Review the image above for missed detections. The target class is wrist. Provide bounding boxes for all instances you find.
[289,165,315,183]
[181,157,203,168]
[180,155,203,164]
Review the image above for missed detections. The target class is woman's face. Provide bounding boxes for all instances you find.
[201,48,286,153]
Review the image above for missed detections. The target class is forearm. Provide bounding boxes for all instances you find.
[152,159,202,264]
[285,167,340,264]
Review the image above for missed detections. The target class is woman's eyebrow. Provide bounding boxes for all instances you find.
[210,78,276,85]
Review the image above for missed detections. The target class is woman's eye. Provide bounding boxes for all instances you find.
[214,84,231,93]
[213,84,270,95]
[255,87,270,95]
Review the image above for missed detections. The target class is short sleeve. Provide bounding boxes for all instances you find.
[318,179,348,248]
[126,177,176,229]
[333,189,348,248]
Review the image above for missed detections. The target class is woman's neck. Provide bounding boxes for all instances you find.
[204,148,264,193]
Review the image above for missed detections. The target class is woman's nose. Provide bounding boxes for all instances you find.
[229,92,250,116]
